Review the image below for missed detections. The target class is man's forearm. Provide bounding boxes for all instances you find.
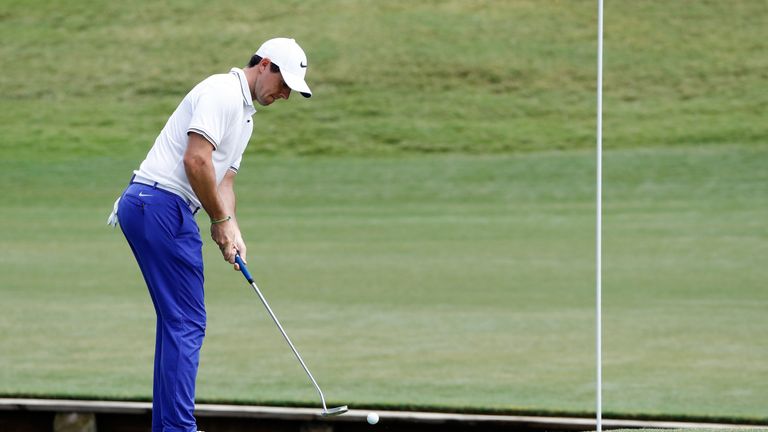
[184,155,228,220]
[218,173,239,228]
[184,133,230,221]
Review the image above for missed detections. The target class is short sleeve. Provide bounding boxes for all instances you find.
[187,89,236,150]
[229,155,242,173]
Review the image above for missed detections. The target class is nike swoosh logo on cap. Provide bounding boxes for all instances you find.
[300,62,307,68]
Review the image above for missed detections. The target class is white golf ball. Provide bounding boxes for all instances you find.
[366,412,379,425]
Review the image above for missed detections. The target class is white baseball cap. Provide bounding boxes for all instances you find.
[255,37,312,98]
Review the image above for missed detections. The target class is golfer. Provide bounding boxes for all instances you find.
[107,37,312,432]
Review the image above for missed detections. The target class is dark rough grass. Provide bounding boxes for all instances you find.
[1,0,766,157]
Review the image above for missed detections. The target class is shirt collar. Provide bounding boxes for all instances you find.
[230,67,255,109]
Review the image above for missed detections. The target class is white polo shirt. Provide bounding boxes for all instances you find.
[134,68,256,210]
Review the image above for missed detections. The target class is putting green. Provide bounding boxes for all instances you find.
[1,146,766,422]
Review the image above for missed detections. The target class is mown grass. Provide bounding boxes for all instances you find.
[1,145,767,421]
[0,0,766,424]
[1,0,766,157]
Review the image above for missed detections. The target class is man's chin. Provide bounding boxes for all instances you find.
[255,96,273,107]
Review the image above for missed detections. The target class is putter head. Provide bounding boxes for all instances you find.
[321,405,348,417]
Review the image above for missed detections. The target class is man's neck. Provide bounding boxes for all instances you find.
[243,66,258,100]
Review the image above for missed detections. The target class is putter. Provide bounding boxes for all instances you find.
[234,254,348,417]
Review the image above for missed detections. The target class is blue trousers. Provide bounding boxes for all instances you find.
[118,182,205,432]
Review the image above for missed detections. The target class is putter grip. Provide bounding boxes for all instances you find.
[235,254,254,284]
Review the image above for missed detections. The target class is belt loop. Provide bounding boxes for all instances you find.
[187,197,200,215]
[152,182,159,189]
[129,174,136,185]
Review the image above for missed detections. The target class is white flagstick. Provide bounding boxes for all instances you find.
[596,0,605,431]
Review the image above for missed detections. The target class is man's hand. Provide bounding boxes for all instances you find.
[211,219,237,263]
[233,230,247,271]
[211,221,247,269]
